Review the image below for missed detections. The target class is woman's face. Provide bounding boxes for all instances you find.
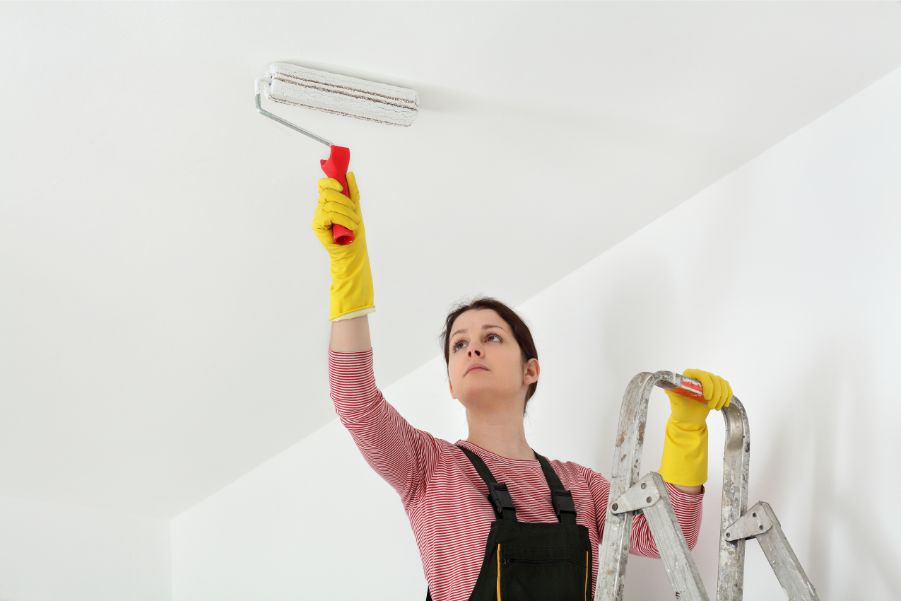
[447,308,538,413]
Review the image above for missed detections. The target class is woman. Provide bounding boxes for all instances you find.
[314,172,733,601]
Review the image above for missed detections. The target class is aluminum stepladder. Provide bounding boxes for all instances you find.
[594,371,821,601]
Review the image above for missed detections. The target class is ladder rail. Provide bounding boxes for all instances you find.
[718,399,751,601]
[595,372,658,601]
[725,501,820,601]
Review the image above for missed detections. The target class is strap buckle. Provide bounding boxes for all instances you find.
[489,482,516,515]
[552,490,576,518]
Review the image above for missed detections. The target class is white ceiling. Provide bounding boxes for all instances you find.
[2,1,900,519]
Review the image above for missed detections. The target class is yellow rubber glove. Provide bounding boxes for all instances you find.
[658,368,733,487]
[311,171,375,321]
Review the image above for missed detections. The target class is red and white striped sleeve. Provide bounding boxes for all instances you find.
[328,348,443,507]
[586,468,704,558]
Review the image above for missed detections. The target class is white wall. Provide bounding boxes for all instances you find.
[0,494,170,601]
[172,65,901,601]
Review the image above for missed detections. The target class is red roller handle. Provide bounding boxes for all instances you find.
[320,145,355,245]
[670,376,709,404]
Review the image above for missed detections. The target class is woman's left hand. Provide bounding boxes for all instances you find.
[659,368,734,487]
[666,368,733,427]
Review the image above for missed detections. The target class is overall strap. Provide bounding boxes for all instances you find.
[535,452,578,525]
[457,444,518,522]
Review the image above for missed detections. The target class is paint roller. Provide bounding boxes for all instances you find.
[255,63,419,244]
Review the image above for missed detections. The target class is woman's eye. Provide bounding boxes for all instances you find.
[452,333,501,352]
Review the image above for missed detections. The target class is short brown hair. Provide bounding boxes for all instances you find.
[439,296,539,415]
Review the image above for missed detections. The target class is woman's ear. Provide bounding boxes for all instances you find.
[524,358,540,385]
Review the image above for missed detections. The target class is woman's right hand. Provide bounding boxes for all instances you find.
[311,171,376,321]
[312,172,364,258]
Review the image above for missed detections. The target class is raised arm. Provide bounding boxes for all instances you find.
[327,345,443,507]
[330,313,372,352]
[314,171,441,506]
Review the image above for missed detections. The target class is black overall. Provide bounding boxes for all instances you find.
[426,444,593,601]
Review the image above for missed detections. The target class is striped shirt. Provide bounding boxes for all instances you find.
[329,348,704,601]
